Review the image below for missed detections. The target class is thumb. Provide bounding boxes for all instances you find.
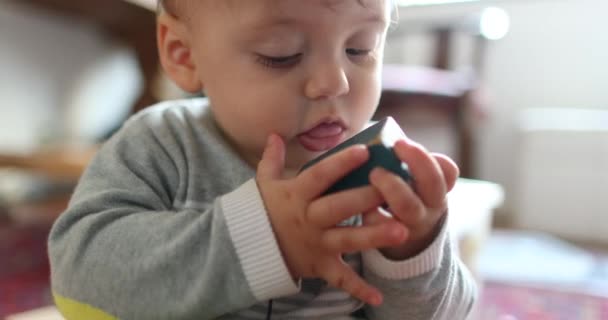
[257,134,286,181]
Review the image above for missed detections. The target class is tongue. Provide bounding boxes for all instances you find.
[298,123,345,152]
[305,123,343,138]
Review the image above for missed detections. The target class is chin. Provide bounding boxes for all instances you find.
[286,148,321,172]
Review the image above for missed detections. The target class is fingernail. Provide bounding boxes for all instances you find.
[350,145,369,160]
[268,134,284,151]
[352,144,368,153]
[369,293,383,306]
[395,139,408,147]
[267,134,276,147]
[370,167,386,182]
[391,225,405,241]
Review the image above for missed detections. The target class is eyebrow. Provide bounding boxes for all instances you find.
[253,13,388,32]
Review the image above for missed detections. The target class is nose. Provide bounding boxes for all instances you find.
[304,60,350,100]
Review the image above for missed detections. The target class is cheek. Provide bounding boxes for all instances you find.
[349,71,382,114]
[210,87,300,147]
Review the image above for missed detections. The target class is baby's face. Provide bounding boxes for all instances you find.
[184,0,391,172]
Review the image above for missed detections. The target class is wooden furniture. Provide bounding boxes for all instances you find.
[0,147,97,181]
[2,0,160,179]
[374,14,491,178]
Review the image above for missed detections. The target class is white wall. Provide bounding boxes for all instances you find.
[516,109,608,243]
[385,0,608,217]
[0,2,140,153]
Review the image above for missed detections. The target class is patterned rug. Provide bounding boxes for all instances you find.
[0,218,53,317]
[478,281,608,320]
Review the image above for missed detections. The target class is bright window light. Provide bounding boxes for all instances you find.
[480,7,510,40]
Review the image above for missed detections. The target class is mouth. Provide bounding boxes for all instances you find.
[297,119,347,152]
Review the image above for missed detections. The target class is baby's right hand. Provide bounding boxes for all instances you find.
[256,134,408,306]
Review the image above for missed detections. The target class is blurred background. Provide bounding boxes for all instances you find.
[1,0,607,319]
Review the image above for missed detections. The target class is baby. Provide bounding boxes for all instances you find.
[48,0,476,319]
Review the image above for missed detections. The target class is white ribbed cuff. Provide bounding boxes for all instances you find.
[221,179,300,301]
[362,214,450,280]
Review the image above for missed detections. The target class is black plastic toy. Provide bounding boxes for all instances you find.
[300,117,412,194]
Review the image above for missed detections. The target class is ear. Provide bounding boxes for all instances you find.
[157,13,203,93]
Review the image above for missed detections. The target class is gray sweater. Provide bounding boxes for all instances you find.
[49,98,476,319]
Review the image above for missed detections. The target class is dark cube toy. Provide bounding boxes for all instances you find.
[300,117,412,195]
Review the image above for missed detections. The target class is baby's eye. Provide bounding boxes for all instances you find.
[346,48,372,56]
[346,48,376,64]
[256,53,302,69]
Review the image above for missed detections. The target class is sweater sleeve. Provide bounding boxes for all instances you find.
[48,111,298,320]
[361,214,477,319]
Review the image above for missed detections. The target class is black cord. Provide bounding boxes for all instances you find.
[266,299,273,320]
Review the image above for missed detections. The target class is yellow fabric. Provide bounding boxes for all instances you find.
[53,293,117,320]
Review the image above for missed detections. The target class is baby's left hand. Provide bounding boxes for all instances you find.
[365,138,459,260]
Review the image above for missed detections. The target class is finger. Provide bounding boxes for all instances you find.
[297,145,369,200]
[432,153,459,192]
[307,186,384,228]
[362,207,395,226]
[321,222,408,253]
[256,134,285,182]
[323,260,383,306]
[369,167,426,226]
[394,139,446,208]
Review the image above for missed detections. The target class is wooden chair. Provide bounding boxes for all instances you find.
[374,15,492,178]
